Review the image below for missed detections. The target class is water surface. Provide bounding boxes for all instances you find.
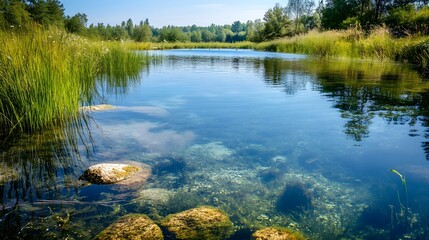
[1,49,429,239]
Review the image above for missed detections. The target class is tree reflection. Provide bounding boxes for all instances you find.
[262,58,312,95]
[260,58,429,157]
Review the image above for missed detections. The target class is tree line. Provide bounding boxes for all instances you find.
[1,0,428,42]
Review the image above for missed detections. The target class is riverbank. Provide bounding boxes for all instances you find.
[254,28,429,71]
[1,28,428,134]
[0,28,151,134]
[126,28,428,71]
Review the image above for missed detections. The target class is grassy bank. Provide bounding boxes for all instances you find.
[123,41,255,50]
[124,28,428,70]
[254,28,429,70]
[0,28,150,134]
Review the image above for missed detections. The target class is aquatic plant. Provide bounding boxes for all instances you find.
[389,169,411,236]
[0,27,150,134]
[389,169,408,212]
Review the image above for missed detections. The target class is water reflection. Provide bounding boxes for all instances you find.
[261,58,429,150]
[0,52,153,238]
[2,50,429,239]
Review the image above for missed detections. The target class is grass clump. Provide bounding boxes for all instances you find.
[255,27,429,71]
[0,27,150,134]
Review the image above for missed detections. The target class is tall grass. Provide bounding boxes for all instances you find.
[255,28,429,71]
[0,27,150,134]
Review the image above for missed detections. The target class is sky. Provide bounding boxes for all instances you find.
[61,0,283,28]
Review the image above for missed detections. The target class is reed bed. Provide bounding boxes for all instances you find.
[0,28,150,134]
[255,28,429,71]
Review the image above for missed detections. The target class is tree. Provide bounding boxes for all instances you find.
[231,20,242,33]
[201,29,214,42]
[321,0,360,29]
[65,13,87,34]
[216,27,226,42]
[111,25,127,40]
[134,18,152,42]
[27,0,65,27]
[286,0,315,33]
[190,31,202,42]
[126,18,133,38]
[262,4,292,40]
[4,0,32,28]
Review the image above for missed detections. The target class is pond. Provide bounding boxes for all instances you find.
[1,49,429,239]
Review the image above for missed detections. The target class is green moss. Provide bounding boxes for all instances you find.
[94,214,163,240]
[161,206,234,240]
[253,227,306,240]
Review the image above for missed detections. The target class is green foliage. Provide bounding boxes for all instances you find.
[64,12,87,34]
[27,0,65,27]
[4,0,32,28]
[386,5,429,36]
[286,0,315,34]
[321,0,359,30]
[134,19,152,42]
[254,28,429,71]
[159,26,189,42]
[263,3,292,41]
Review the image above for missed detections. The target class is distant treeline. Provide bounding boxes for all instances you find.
[1,0,429,42]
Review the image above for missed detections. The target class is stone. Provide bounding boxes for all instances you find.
[161,206,234,240]
[80,104,115,111]
[80,162,144,184]
[94,214,163,240]
[252,227,305,240]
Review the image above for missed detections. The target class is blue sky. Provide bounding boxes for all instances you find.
[61,0,282,27]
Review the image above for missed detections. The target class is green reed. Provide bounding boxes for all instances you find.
[255,28,429,71]
[389,169,409,231]
[0,27,150,134]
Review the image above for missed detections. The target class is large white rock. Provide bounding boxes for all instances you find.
[80,163,141,184]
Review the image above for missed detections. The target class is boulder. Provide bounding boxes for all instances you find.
[161,206,234,240]
[80,162,148,185]
[94,214,163,240]
[252,227,305,240]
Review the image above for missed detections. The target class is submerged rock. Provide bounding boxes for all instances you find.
[80,162,149,185]
[80,104,115,111]
[138,188,175,206]
[186,142,234,162]
[94,214,163,240]
[252,227,305,240]
[161,206,234,240]
[276,182,313,214]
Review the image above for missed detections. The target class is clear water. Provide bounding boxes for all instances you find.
[1,49,429,239]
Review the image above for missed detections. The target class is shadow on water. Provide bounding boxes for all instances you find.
[0,53,155,239]
[0,112,98,233]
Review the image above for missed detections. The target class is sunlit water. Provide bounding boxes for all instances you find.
[1,49,429,239]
